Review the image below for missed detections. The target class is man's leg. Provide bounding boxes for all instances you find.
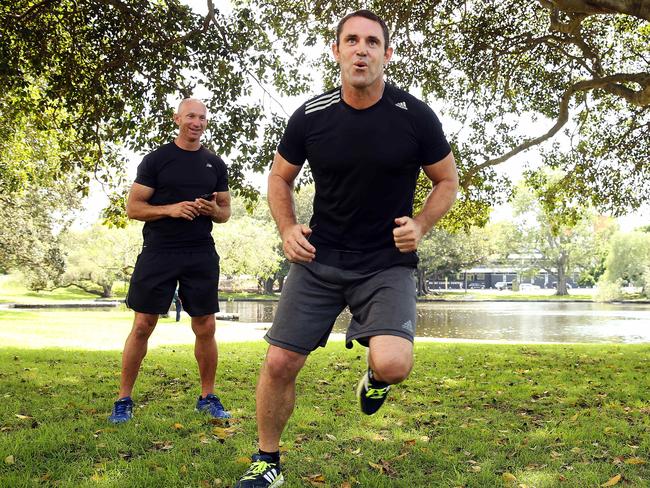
[118,312,158,398]
[257,345,308,452]
[191,313,217,397]
[368,335,413,384]
[356,335,414,415]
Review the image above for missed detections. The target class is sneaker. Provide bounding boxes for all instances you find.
[234,454,284,488]
[195,393,231,419]
[356,370,391,415]
[108,397,133,424]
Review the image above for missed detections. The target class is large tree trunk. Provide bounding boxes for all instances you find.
[101,283,113,298]
[262,277,274,294]
[555,251,570,296]
[416,267,428,296]
[277,275,285,292]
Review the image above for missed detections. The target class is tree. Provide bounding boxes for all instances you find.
[598,231,650,298]
[416,226,500,295]
[212,215,282,291]
[58,223,143,297]
[248,0,649,227]
[0,176,82,290]
[510,177,616,295]
[1,0,309,218]
[4,1,647,230]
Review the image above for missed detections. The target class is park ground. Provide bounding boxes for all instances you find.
[1,277,650,486]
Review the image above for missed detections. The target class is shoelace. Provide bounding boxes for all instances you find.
[365,386,390,399]
[241,460,274,480]
[206,396,225,410]
[114,400,131,415]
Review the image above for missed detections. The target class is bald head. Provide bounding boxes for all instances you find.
[176,98,207,117]
[173,98,208,150]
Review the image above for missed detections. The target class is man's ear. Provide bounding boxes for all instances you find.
[331,43,340,63]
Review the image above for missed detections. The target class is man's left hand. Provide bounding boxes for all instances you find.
[393,216,425,253]
[196,193,218,217]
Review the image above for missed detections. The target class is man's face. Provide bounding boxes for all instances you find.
[332,16,393,90]
[174,100,207,143]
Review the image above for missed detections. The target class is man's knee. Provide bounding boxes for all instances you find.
[131,314,157,340]
[263,346,306,382]
[369,336,414,384]
[192,315,216,338]
[371,355,413,384]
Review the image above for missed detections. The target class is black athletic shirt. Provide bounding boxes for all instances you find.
[134,142,229,250]
[278,83,451,271]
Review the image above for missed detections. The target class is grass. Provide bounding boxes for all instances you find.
[1,341,649,487]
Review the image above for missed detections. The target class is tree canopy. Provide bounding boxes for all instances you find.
[1,0,648,228]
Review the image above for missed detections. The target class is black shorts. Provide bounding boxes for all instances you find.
[126,249,220,317]
[265,261,417,355]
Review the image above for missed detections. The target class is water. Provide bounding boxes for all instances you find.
[219,300,650,344]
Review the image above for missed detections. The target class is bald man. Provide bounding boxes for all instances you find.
[109,98,232,423]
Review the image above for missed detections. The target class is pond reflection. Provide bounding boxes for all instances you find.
[219,300,650,344]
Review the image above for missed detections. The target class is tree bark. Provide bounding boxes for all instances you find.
[555,251,570,295]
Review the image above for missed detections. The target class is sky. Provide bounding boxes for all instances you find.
[75,0,649,231]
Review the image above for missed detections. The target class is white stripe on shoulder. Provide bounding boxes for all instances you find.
[305,93,341,115]
[305,90,340,109]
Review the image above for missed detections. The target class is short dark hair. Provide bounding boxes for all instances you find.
[336,10,390,52]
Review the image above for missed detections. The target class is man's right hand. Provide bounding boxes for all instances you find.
[168,201,201,220]
[281,224,316,262]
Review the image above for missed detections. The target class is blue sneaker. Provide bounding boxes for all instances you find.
[108,397,133,424]
[195,393,231,419]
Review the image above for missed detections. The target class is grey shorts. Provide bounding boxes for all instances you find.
[265,261,417,355]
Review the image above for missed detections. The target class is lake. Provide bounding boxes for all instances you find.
[219,300,650,344]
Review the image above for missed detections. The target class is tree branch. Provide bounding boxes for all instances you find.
[539,0,650,22]
[461,73,650,189]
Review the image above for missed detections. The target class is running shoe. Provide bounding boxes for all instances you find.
[108,396,133,423]
[235,454,284,487]
[195,393,231,419]
[356,370,391,415]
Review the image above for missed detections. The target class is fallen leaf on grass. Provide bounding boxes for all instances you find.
[325,433,337,441]
[236,457,252,464]
[208,417,230,426]
[5,455,15,465]
[601,474,621,486]
[340,483,352,488]
[173,423,184,430]
[302,473,326,486]
[151,440,174,451]
[368,460,398,477]
[502,472,516,483]
[624,457,646,465]
[15,414,33,420]
[213,426,238,440]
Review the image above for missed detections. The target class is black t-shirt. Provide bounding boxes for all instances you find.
[278,83,451,271]
[135,142,229,250]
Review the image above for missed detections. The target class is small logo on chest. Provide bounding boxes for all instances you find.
[206,163,213,168]
[396,101,408,110]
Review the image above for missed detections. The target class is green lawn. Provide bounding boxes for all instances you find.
[1,340,649,487]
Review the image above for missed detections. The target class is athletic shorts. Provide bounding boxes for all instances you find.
[126,249,220,317]
[265,261,417,355]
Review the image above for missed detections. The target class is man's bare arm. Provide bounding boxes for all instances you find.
[126,182,201,222]
[393,151,459,253]
[267,152,315,262]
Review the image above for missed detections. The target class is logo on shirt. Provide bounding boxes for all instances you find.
[395,101,408,110]
[206,163,213,168]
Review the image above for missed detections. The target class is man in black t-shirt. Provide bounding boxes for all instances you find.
[235,10,459,488]
[108,98,232,424]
